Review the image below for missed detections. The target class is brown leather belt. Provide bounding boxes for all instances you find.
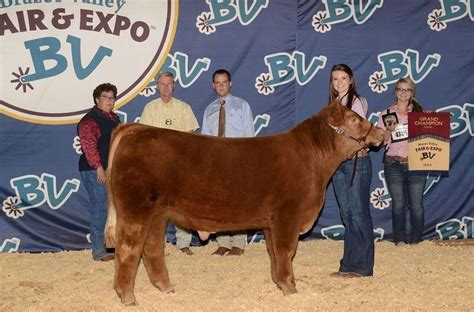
[386,155,408,164]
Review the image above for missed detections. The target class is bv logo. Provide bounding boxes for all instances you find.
[196,0,269,35]
[368,49,441,93]
[427,0,474,31]
[1,238,21,253]
[321,225,384,241]
[2,173,80,219]
[436,217,473,239]
[255,51,326,95]
[140,51,211,96]
[312,0,383,33]
[254,114,271,135]
[0,2,178,124]
[437,103,474,138]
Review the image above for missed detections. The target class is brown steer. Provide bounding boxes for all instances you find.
[105,101,384,305]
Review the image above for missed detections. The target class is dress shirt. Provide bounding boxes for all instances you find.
[201,94,255,138]
[140,97,199,132]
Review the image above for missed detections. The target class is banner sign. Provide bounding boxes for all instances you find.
[0,0,177,124]
[1,1,473,252]
[408,112,450,174]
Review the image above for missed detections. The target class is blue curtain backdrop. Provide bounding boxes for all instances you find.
[1,1,473,252]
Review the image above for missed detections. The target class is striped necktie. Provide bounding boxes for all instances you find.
[218,100,226,137]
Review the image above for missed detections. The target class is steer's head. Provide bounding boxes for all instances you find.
[323,101,384,159]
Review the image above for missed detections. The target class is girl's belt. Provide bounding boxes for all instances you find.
[386,155,408,164]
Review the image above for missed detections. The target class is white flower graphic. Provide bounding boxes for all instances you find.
[2,196,25,219]
[255,73,275,95]
[196,12,216,35]
[370,187,391,210]
[427,9,447,32]
[312,11,331,33]
[140,85,157,97]
[368,71,388,93]
[73,136,82,154]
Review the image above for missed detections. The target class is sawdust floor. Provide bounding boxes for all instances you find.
[1,239,473,311]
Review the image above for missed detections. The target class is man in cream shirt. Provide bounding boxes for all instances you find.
[140,71,199,255]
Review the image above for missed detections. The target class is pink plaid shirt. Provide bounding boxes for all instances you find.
[378,103,410,157]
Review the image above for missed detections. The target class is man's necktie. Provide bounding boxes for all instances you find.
[218,100,226,137]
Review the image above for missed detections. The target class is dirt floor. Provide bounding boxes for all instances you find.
[1,239,473,311]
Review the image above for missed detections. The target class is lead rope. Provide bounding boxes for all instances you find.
[350,152,359,187]
[325,121,373,187]
[349,123,373,187]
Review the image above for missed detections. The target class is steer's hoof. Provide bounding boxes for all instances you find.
[280,284,298,296]
[165,287,175,294]
[122,299,138,307]
[119,293,138,306]
[156,282,175,294]
[117,292,138,307]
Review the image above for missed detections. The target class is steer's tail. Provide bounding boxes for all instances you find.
[104,124,136,248]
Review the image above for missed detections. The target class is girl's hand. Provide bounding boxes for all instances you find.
[384,129,392,142]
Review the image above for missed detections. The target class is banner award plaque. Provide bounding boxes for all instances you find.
[408,112,450,175]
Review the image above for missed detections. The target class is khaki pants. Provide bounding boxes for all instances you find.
[175,225,192,249]
[216,232,247,249]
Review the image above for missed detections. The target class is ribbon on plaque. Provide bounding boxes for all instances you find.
[407,112,450,175]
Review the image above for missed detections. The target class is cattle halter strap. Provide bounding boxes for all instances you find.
[326,122,374,186]
[326,122,373,149]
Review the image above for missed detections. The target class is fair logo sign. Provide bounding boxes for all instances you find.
[312,0,383,33]
[196,0,268,35]
[368,49,441,93]
[254,51,327,95]
[0,0,178,124]
[427,0,474,31]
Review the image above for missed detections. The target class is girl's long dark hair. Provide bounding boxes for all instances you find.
[328,64,361,110]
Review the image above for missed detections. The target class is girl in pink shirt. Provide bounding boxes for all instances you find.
[378,77,426,245]
[328,64,374,278]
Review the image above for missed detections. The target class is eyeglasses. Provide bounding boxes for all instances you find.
[99,95,116,101]
[396,88,413,93]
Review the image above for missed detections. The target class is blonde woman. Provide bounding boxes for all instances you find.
[378,77,426,246]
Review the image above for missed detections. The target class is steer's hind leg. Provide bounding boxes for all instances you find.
[142,214,174,293]
[270,222,299,295]
[114,218,149,306]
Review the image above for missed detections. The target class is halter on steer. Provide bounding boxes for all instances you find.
[326,121,374,186]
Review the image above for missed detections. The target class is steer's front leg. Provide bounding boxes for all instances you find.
[269,220,299,295]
